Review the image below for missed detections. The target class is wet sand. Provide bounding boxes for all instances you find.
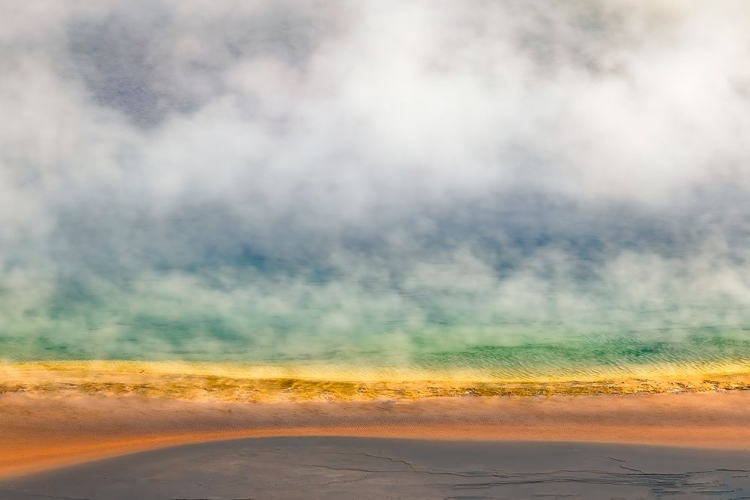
[3,437,750,499]
[2,391,750,481]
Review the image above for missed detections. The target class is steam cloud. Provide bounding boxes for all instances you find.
[2,1,750,367]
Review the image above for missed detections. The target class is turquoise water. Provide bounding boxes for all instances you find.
[6,332,750,378]
[2,267,750,378]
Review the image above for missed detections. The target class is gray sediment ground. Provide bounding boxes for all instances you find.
[2,437,750,499]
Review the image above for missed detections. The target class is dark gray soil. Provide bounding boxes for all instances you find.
[2,437,750,499]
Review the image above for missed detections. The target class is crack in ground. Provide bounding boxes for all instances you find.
[256,454,745,498]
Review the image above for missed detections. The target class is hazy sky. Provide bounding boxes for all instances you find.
[2,1,750,366]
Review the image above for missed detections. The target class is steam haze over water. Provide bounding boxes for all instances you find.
[2,1,750,378]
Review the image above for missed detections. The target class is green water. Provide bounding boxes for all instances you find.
[2,267,750,378]
[3,317,750,378]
